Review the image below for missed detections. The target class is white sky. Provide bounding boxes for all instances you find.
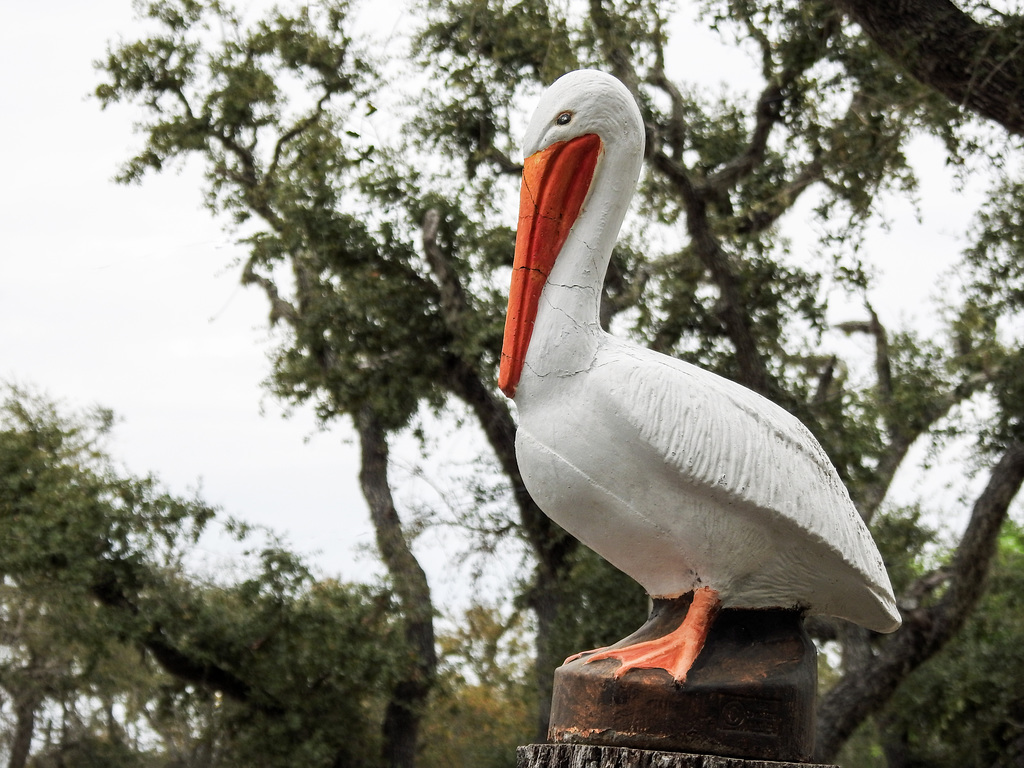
[0,1,989,598]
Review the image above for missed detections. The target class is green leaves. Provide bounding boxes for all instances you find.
[0,385,407,767]
[414,0,578,177]
[0,387,212,589]
[854,523,1024,768]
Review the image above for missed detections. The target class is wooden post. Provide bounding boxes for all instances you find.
[518,744,838,768]
[546,602,818,762]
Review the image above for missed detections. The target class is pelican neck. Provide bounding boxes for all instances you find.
[522,141,641,383]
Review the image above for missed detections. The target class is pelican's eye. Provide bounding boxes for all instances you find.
[556,111,572,125]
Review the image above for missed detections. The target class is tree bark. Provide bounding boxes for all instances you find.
[356,406,437,768]
[833,0,1024,135]
[7,686,40,768]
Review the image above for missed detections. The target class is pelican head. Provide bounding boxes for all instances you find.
[521,69,646,159]
[499,70,645,398]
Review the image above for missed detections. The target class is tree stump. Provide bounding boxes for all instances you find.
[517,744,837,768]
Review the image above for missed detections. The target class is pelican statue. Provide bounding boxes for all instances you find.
[499,70,900,684]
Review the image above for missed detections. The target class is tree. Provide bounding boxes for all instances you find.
[95,0,1024,763]
[0,384,406,767]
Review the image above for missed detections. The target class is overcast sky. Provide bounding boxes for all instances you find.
[0,1,984,598]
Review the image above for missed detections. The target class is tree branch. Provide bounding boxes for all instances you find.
[267,91,332,181]
[836,305,894,419]
[89,573,261,706]
[240,259,300,326]
[706,82,786,192]
[484,146,523,176]
[587,0,641,96]
[648,149,774,394]
[858,433,916,523]
[142,626,263,706]
[422,208,467,336]
[837,313,991,521]
[833,0,1024,135]
[733,159,825,236]
[648,35,688,162]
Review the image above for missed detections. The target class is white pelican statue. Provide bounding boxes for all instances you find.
[498,70,900,683]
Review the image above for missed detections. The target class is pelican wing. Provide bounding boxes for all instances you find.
[591,341,899,629]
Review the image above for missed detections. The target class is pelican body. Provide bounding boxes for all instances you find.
[499,71,899,681]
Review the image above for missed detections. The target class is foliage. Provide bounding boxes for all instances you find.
[869,505,939,596]
[0,385,405,767]
[140,561,405,768]
[840,522,1024,768]
[420,603,535,768]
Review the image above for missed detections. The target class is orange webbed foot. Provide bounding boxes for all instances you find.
[582,587,721,683]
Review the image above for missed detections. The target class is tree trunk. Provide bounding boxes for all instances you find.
[525,560,569,740]
[356,406,437,768]
[7,688,40,768]
[424,208,581,737]
[448,359,576,738]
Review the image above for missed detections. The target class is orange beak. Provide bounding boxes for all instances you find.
[498,133,602,398]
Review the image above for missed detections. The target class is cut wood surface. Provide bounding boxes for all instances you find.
[517,744,838,768]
